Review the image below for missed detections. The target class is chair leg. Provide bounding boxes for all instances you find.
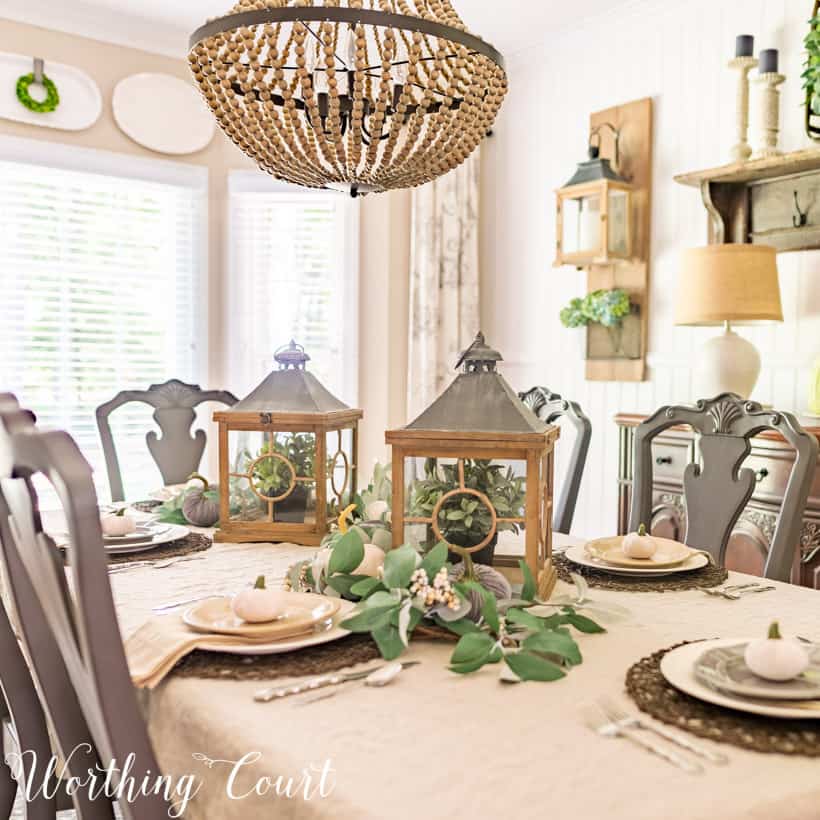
[0,757,16,820]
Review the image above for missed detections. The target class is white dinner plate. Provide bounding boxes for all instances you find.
[564,545,708,576]
[104,523,189,554]
[660,638,820,720]
[195,599,356,655]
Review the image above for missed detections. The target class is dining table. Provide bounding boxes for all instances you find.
[101,529,820,820]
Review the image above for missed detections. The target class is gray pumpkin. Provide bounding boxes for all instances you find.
[449,562,512,622]
[181,473,220,527]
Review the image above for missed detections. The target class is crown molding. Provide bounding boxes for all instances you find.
[1,0,189,60]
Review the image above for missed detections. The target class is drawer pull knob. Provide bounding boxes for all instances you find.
[756,468,769,483]
[656,456,673,466]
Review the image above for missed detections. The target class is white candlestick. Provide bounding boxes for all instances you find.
[751,72,786,160]
[728,56,758,162]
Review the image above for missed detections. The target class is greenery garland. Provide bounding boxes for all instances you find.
[16,73,60,114]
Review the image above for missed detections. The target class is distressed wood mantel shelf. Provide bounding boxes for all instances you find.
[674,147,820,252]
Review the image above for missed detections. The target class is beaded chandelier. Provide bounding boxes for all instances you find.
[188,1,507,196]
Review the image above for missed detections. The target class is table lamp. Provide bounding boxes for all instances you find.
[675,245,782,399]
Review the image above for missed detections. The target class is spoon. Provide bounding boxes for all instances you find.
[293,661,418,706]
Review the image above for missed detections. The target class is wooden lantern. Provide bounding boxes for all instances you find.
[554,141,634,268]
[214,341,362,546]
[386,333,560,598]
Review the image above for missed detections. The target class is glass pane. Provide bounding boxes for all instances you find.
[562,194,600,255]
[403,456,528,555]
[607,189,630,256]
[326,428,354,519]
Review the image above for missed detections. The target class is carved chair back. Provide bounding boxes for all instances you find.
[0,403,169,819]
[628,394,819,581]
[518,387,592,534]
[96,379,238,501]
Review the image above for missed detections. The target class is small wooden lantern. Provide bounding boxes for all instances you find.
[214,341,362,546]
[386,333,560,598]
[554,142,634,268]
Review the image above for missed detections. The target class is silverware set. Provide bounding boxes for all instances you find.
[585,698,728,773]
[702,582,776,600]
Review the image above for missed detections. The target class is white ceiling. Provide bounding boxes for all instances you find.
[3,0,629,59]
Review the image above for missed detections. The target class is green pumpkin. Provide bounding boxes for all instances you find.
[181,473,220,527]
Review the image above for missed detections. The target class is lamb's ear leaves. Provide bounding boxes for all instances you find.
[504,652,566,682]
[328,529,365,575]
[519,560,536,602]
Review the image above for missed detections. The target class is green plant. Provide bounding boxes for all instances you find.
[408,458,526,547]
[560,288,632,329]
[16,73,60,114]
[803,11,820,121]
[251,434,315,497]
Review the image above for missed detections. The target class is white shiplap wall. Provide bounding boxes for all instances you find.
[481,0,820,539]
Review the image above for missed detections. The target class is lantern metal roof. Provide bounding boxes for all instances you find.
[404,333,547,435]
[229,341,351,415]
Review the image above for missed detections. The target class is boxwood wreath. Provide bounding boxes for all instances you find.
[16,72,60,114]
[285,528,606,683]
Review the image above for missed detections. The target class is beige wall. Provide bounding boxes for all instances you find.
[0,18,411,477]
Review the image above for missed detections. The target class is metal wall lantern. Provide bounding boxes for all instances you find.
[554,124,635,268]
[386,333,560,598]
[214,341,362,546]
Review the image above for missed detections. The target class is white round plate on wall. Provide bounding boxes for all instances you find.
[113,73,215,155]
[0,51,102,130]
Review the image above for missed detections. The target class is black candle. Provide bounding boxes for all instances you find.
[735,34,754,58]
[759,48,779,74]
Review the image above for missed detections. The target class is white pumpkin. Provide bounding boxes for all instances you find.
[355,544,385,577]
[744,621,809,682]
[231,576,288,624]
[365,500,389,521]
[622,523,657,559]
[101,510,137,537]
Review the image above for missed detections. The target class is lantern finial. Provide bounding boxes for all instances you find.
[274,340,311,370]
[456,332,503,374]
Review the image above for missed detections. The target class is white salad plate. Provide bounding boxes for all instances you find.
[564,545,708,577]
[194,599,355,655]
[104,523,189,555]
[661,638,820,720]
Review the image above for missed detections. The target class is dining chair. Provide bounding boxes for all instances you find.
[96,378,238,501]
[0,405,170,818]
[628,393,819,582]
[518,387,592,534]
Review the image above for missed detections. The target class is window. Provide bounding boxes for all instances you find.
[0,136,208,503]
[228,172,359,404]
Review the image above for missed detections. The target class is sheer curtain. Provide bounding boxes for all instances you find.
[407,150,480,419]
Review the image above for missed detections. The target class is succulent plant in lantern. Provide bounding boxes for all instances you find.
[386,333,560,598]
[214,341,362,546]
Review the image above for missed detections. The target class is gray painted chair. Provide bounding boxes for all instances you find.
[628,393,819,582]
[96,378,238,501]
[0,404,170,819]
[518,387,592,534]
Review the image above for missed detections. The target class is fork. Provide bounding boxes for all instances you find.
[721,585,776,600]
[597,698,728,765]
[702,582,761,598]
[108,555,206,575]
[583,706,703,774]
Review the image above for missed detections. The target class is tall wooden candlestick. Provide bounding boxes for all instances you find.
[752,71,786,159]
[728,55,758,161]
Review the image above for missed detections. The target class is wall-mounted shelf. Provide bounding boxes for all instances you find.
[674,148,820,252]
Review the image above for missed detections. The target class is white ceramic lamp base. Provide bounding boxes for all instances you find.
[693,326,761,400]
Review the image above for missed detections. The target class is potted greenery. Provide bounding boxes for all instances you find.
[250,434,316,523]
[559,288,636,358]
[408,458,526,565]
[804,4,820,140]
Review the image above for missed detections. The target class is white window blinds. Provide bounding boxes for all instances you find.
[228,172,359,404]
[0,137,208,503]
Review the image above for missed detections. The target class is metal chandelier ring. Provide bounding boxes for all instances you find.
[189,7,506,72]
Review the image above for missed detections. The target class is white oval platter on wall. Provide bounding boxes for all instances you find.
[0,51,102,131]
[113,73,215,155]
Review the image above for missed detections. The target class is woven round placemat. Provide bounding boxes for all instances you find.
[130,499,163,513]
[172,633,381,681]
[625,641,820,756]
[106,533,212,566]
[555,552,728,592]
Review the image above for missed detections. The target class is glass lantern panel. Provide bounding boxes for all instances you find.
[562,193,601,256]
[227,429,317,524]
[326,428,354,521]
[607,188,630,257]
[403,456,528,552]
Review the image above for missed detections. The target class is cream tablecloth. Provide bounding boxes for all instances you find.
[108,534,820,820]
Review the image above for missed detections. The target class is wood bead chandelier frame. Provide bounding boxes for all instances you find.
[188,1,507,196]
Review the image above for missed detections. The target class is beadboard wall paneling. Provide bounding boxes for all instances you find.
[481,0,820,539]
